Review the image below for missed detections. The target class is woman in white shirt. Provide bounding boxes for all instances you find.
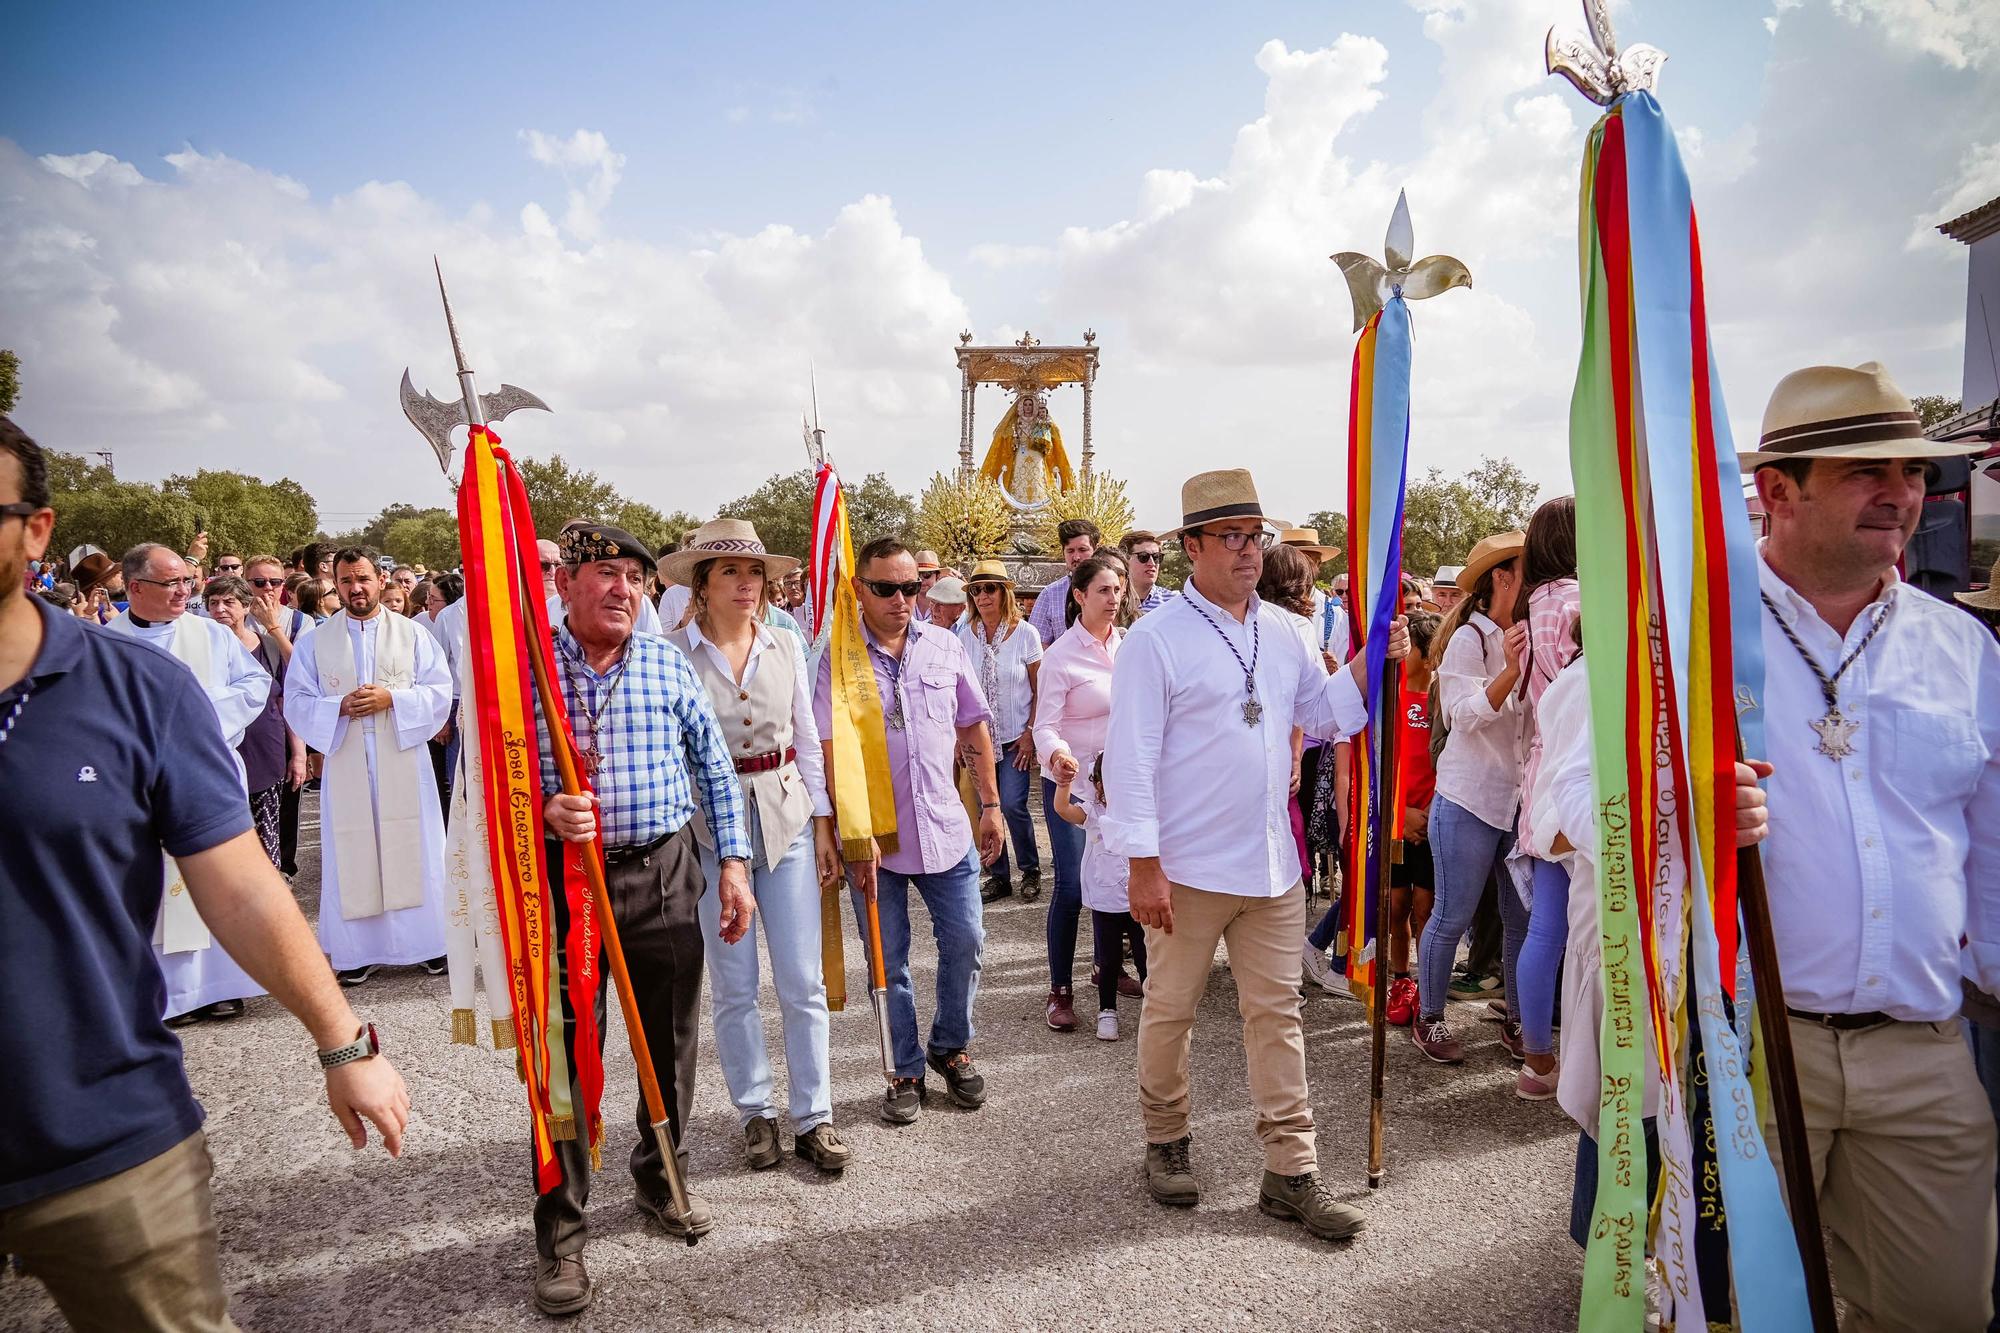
[662,522,849,1173]
[956,561,1044,903]
[1030,555,1125,1033]
[1410,532,1530,1066]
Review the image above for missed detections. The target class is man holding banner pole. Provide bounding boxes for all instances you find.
[535,521,756,1314]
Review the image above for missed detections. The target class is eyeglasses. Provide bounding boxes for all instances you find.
[1130,550,1162,564]
[216,562,242,572]
[0,501,43,521]
[249,576,285,588]
[919,570,941,583]
[860,578,923,600]
[1191,529,1275,552]
[540,560,559,572]
[135,576,198,591]
[970,584,1002,595]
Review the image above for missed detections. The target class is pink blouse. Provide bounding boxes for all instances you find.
[1032,619,1121,782]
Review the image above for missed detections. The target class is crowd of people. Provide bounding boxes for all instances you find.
[4,353,1999,1328]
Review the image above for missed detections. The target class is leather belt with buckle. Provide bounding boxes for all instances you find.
[1786,1006,1894,1031]
[603,830,672,865]
[735,747,796,775]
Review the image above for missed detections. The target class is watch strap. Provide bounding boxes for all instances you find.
[317,1022,379,1069]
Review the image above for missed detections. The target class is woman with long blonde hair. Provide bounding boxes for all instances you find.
[956,560,1043,903]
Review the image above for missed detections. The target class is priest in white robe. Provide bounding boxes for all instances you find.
[284,547,453,981]
[106,544,271,1019]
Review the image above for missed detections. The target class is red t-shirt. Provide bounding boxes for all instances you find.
[1397,683,1436,814]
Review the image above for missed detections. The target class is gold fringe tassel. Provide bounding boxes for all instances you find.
[548,1115,576,1141]
[492,1016,518,1050]
[450,1008,477,1046]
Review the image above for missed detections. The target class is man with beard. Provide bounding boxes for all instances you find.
[106,542,273,1023]
[284,546,454,985]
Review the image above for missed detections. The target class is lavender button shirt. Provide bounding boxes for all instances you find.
[815,619,992,876]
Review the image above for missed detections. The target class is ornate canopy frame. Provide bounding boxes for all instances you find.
[955,330,1100,480]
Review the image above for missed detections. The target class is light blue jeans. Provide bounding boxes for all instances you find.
[699,805,832,1132]
[1517,858,1571,1057]
[851,845,985,1079]
[1416,794,1526,1024]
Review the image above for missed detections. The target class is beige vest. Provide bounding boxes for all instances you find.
[669,625,811,870]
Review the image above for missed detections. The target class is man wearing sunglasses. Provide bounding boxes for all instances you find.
[815,537,1006,1126]
[1119,529,1175,619]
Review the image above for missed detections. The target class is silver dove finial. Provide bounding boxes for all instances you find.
[1329,189,1472,333]
[1546,0,1667,106]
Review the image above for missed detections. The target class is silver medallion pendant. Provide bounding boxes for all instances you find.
[1242,676,1263,727]
[1809,707,1860,762]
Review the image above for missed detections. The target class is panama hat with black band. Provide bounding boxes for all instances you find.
[1740,361,1983,471]
[966,558,1013,587]
[1162,468,1289,540]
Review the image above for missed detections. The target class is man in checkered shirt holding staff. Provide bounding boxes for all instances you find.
[533,520,755,1315]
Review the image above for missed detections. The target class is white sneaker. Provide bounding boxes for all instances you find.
[1096,1010,1119,1041]
[1300,943,1338,992]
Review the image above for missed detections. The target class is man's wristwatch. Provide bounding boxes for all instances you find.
[318,1023,381,1069]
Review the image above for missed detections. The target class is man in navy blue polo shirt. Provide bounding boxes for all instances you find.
[0,417,411,1331]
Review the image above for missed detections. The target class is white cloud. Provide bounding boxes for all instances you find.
[0,140,969,530]
[1831,0,1997,70]
[519,128,625,242]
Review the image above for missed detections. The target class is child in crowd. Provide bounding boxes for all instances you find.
[1384,611,1441,1027]
[1054,752,1145,1041]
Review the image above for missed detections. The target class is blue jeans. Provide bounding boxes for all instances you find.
[1416,794,1526,1023]
[984,737,1040,882]
[851,845,985,1079]
[1517,858,1570,1057]
[1041,776,1086,989]
[699,807,832,1131]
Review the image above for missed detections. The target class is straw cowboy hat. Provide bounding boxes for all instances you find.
[1740,361,1982,470]
[1456,531,1525,592]
[1279,527,1340,562]
[1957,558,2000,612]
[658,518,799,588]
[966,558,1013,586]
[1162,468,1289,539]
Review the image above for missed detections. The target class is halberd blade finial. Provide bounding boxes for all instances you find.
[1331,191,1471,332]
[435,257,470,378]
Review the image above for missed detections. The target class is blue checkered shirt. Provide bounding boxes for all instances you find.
[539,627,751,859]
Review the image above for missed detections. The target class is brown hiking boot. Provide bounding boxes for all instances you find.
[533,1253,593,1317]
[1259,1170,1367,1240]
[744,1115,780,1170]
[1046,986,1077,1032]
[1145,1135,1199,1207]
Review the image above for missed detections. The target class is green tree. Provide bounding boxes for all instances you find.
[719,469,914,559]
[516,454,621,538]
[333,502,437,550]
[382,510,462,571]
[161,469,319,559]
[1913,394,1962,429]
[612,501,701,554]
[46,450,114,495]
[1399,456,1540,579]
[50,477,199,564]
[0,349,19,415]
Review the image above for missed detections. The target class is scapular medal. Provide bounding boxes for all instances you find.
[1241,674,1264,727]
[1808,705,1860,762]
[1761,591,1890,764]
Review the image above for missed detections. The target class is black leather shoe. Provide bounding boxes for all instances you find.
[980,876,1013,904]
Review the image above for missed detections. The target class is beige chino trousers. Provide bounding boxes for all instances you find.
[1765,1016,1997,1333]
[1138,880,1316,1176]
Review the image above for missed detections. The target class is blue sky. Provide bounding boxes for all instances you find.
[2,2,1993,530]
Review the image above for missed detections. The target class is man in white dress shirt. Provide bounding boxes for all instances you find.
[107,543,273,1021]
[1745,361,2000,1331]
[1104,469,1406,1242]
[284,546,455,985]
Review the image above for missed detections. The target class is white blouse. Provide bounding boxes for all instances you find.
[1432,610,1529,830]
[956,618,1043,744]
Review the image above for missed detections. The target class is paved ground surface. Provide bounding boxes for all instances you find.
[3,794,1582,1331]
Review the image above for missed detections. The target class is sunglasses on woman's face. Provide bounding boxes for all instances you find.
[860,578,922,600]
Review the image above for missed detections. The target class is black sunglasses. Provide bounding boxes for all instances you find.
[860,578,923,600]
[540,559,560,571]
[0,502,43,520]
[1130,550,1163,564]
[248,576,285,588]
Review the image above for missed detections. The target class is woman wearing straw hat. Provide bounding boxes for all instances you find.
[662,519,851,1174]
[1410,529,1530,1066]
[957,559,1044,903]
